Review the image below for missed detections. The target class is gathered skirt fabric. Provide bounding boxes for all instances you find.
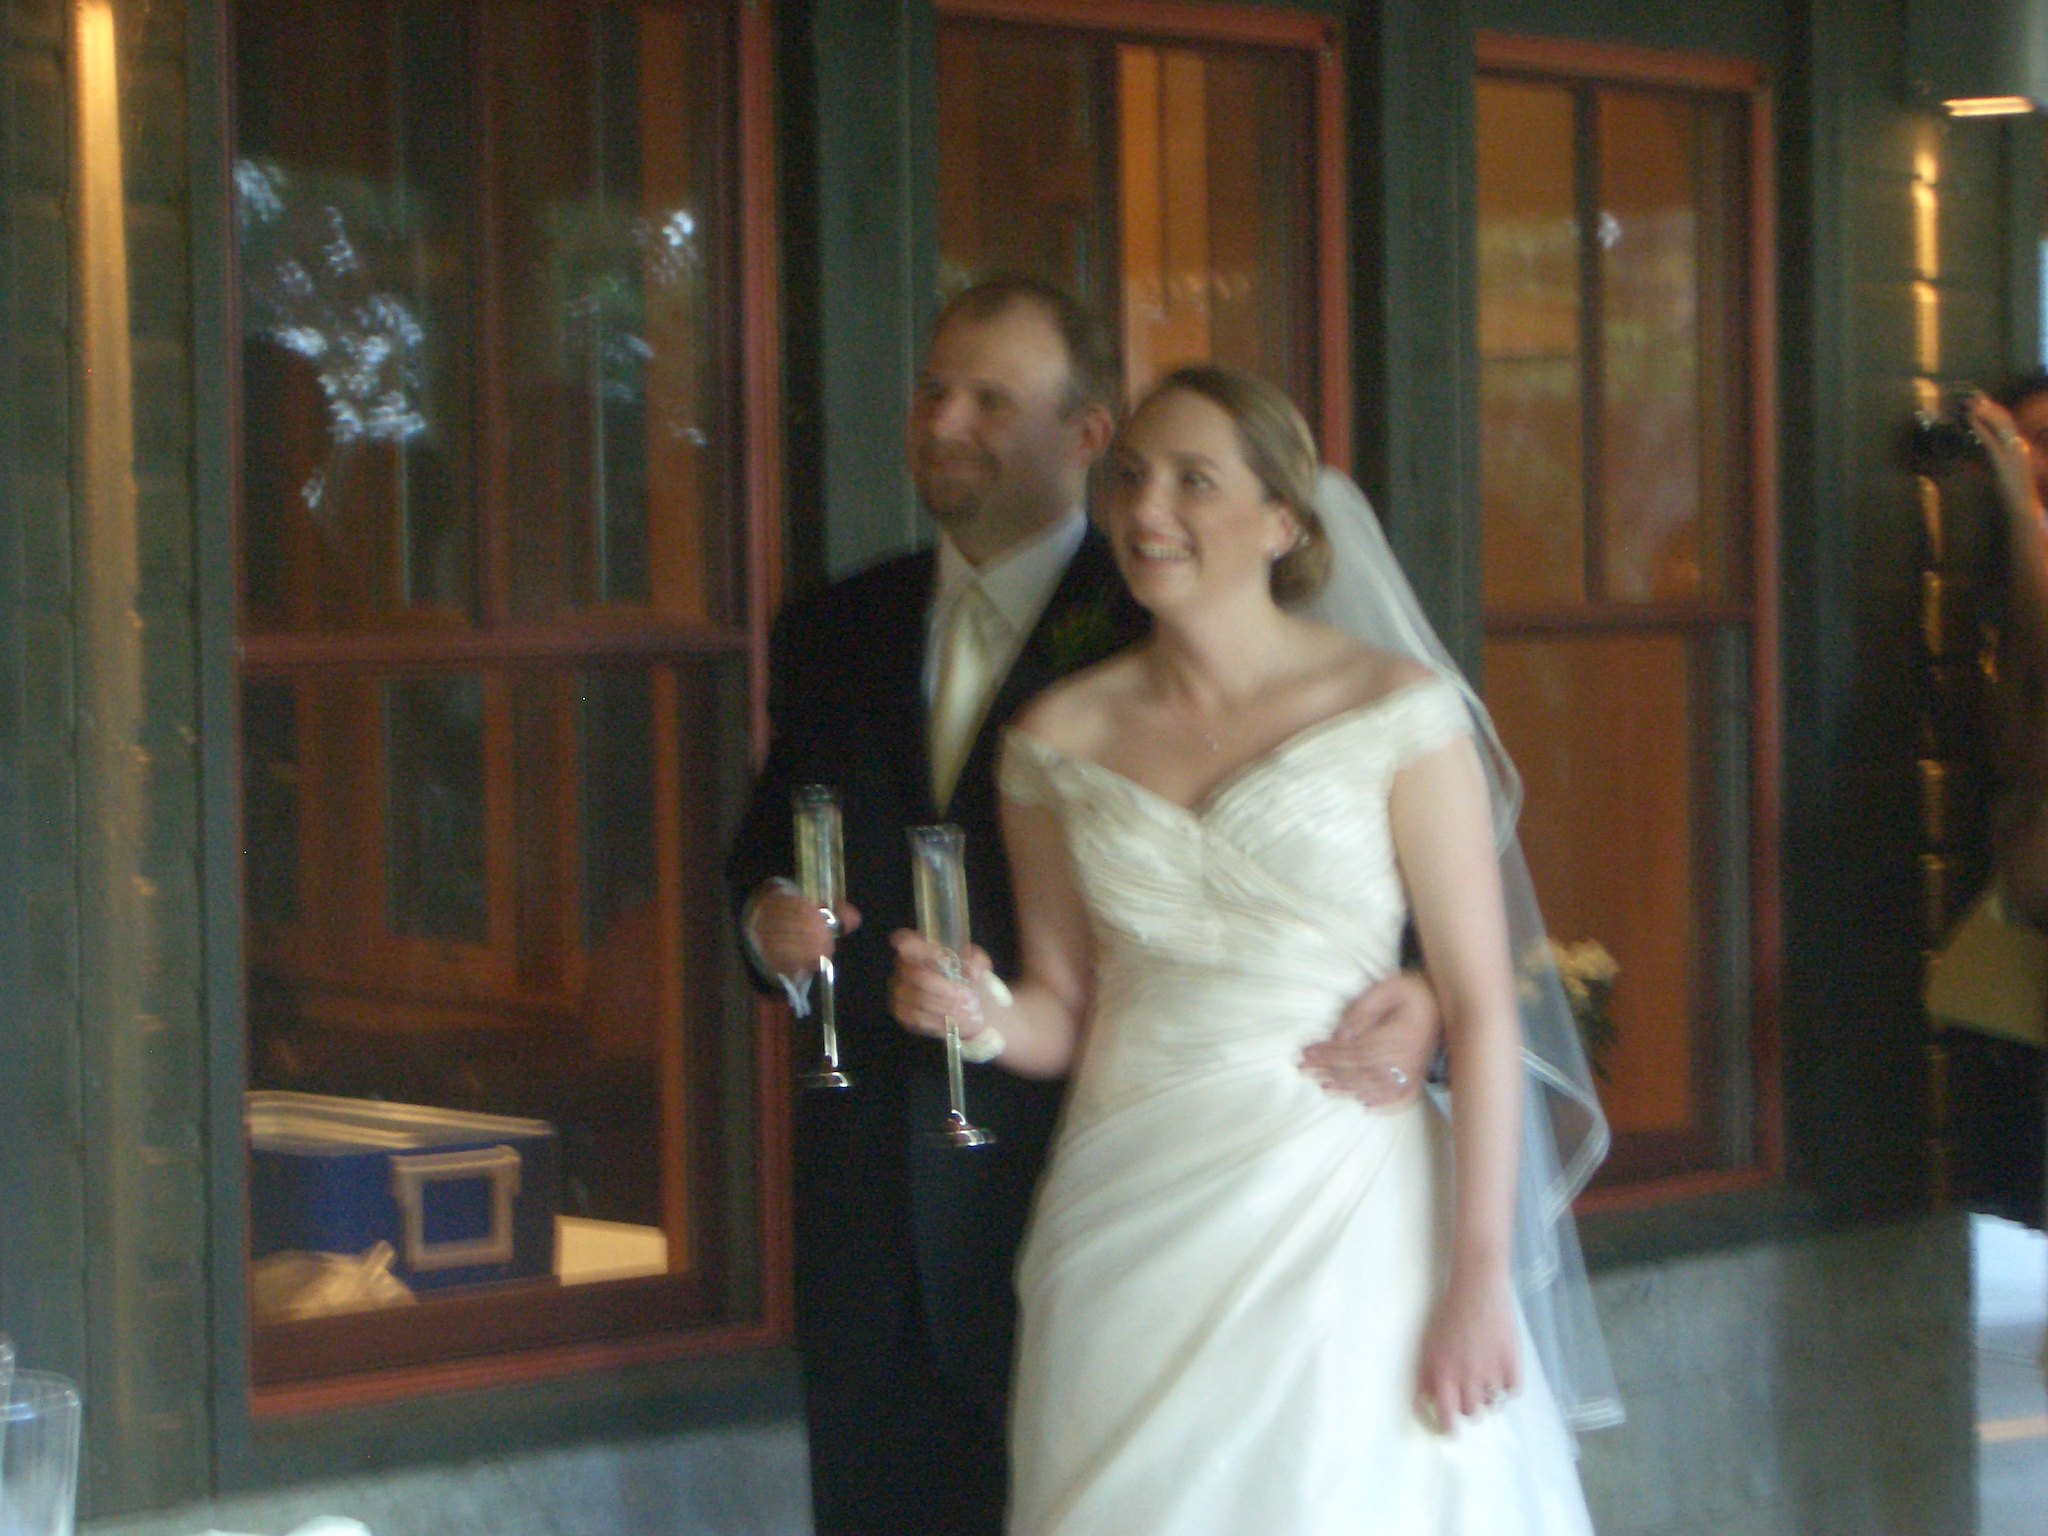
[999,685,1596,1535]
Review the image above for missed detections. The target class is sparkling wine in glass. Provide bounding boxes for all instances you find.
[907,824,994,1148]
[793,785,853,1090]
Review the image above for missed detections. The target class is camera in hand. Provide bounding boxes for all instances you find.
[1911,385,1985,472]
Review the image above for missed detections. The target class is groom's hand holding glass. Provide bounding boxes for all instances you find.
[747,884,862,984]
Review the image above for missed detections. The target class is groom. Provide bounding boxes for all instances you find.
[728,276,1437,1536]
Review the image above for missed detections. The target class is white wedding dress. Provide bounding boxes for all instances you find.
[998,678,1595,1536]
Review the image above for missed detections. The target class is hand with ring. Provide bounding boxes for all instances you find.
[1300,969,1441,1108]
[1415,1270,1522,1433]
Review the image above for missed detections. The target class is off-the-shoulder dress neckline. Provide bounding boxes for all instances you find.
[1007,674,1451,823]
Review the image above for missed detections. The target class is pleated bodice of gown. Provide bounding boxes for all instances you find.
[998,677,1594,1536]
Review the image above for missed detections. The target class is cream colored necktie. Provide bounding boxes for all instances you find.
[929,581,1005,809]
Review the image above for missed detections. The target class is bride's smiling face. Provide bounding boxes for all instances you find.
[1104,388,1300,614]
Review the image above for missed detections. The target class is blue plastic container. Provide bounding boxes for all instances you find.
[247,1091,559,1294]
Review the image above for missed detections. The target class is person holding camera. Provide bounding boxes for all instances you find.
[1965,377,2048,927]
[1952,378,2048,1387]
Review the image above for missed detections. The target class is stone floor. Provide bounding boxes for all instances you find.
[82,1218,2015,1536]
[1976,1214,2048,1536]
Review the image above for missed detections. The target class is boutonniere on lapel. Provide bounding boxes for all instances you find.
[1036,576,1125,676]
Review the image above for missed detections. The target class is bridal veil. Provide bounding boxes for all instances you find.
[1304,467,1623,1436]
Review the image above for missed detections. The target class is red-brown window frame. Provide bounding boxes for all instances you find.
[225,0,791,1416]
[937,0,1352,467]
[1474,32,1783,1212]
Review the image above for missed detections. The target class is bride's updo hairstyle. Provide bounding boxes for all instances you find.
[1148,365,1332,605]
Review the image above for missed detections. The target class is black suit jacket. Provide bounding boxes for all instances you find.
[727,529,1145,1403]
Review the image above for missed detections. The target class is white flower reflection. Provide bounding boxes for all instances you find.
[239,153,713,516]
[236,158,429,512]
[550,200,707,440]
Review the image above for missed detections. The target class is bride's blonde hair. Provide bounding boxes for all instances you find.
[1148,365,1331,604]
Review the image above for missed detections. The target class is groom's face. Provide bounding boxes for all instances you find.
[909,303,1104,564]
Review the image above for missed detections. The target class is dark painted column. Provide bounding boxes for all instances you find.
[1350,0,1483,675]
[795,0,939,582]
[1780,0,2019,1212]
[2000,115,2044,373]
[0,0,91,1426]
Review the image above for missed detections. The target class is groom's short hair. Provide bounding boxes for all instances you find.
[933,275,1124,419]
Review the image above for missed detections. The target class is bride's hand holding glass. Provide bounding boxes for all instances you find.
[888,931,995,1045]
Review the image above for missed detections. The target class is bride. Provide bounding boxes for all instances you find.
[892,366,1615,1534]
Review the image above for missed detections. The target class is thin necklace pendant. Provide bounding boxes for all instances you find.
[1175,702,1221,752]
[1161,676,1223,752]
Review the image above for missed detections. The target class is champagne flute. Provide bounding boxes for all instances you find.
[793,785,853,1090]
[907,824,994,1147]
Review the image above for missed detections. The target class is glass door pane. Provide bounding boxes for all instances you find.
[237,0,479,631]
[1597,87,1747,605]
[242,657,751,1298]
[938,18,1318,411]
[493,0,732,623]
[1477,78,1585,609]
[1486,634,1710,1150]
[1477,51,1764,1187]
[936,26,1114,309]
[233,0,770,1386]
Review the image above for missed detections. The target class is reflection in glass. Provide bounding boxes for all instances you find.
[1478,59,1760,1187]
[495,0,725,623]
[1598,88,1744,604]
[236,0,735,634]
[1117,44,1313,403]
[937,21,1317,411]
[1477,79,1585,609]
[243,683,299,929]
[1477,79,1748,611]
[236,0,477,630]
[243,660,750,1296]
[385,677,488,944]
[937,25,1113,314]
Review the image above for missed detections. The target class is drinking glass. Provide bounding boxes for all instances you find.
[906,824,994,1148]
[793,785,853,1090]
[0,1337,14,1401]
[0,1370,82,1536]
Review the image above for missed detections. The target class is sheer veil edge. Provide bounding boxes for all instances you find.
[1303,467,1623,1437]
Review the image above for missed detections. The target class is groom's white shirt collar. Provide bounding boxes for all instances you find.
[925,507,1088,699]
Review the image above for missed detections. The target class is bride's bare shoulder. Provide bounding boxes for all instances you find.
[1014,648,1149,758]
[1293,621,1436,707]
